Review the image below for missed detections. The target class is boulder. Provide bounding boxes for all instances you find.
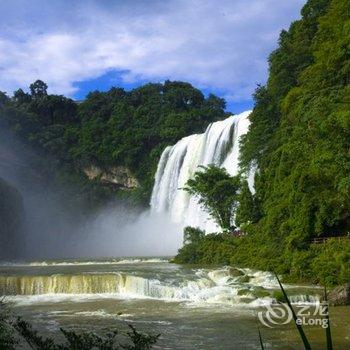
[227,267,244,277]
[328,284,350,306]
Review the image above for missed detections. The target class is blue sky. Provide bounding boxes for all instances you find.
[0,0,305,113]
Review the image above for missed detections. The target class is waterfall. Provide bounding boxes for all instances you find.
[150,111,251,231]
[0,274,123,295]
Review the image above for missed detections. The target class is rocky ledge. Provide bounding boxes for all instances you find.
[83,165,139,190]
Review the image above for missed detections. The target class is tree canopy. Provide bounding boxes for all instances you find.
[239,0,350,244]
[184,165,240,231]
[0,80,228,204]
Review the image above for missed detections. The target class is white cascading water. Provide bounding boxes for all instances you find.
[0,267,320,306]
[150,111,252,231]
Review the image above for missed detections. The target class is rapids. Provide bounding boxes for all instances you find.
[1,259,349,350]
[0,259,320,306]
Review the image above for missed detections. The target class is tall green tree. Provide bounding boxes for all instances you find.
[235,180,261,228]
[30,79,48,98]
[184,165,240,231]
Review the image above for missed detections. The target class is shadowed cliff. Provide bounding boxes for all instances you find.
[0,177,25,259]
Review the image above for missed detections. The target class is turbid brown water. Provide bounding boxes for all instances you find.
[1,258,349,349]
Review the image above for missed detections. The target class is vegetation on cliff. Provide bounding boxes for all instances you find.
[239,0,350,243]
[0,81,228,206]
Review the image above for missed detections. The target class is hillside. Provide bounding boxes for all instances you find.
[240,0,350,243]
[0,81,228,207]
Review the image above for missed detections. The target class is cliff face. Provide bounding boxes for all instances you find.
[83,165,139,189]
[0,177,25,260]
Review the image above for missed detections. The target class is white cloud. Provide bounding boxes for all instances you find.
[0,0,305,101]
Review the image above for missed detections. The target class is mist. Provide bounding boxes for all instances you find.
[0,128,182,261]
[75,209,182,258]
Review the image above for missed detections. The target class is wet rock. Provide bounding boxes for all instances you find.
[239,297,255,304]
[237,288,251,296]
[328,284,350,306]
[227,267,244,277]
[237,275,250,283]
[252,289,270,299]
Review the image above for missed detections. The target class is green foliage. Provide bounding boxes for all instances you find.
[174,230,237,265]
[192,0,350,285]
[0,80,228,206]
[0,177,24,259]
[72,81,227,202]
[235,180,261,227]
[310,239,350,286]
[239,0,350,244]
[184,165,240,231]
[123,325,160,350]
[30,80,48,98]
[183,226,205,245]
[175,226,350,287]
[239,0,330,170]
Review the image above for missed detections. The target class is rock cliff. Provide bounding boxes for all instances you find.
[83,165,139,189]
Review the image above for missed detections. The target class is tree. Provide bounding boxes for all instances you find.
[13,89,31,104]
[184,165,240,231]
[30,80,48,98]
[235,180,261,227]
[183,226,205,244]
[0,91,9,106]
[0,80,228,206]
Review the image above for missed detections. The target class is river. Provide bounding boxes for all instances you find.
[0,258,349,349]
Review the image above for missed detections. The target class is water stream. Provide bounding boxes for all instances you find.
[1,258,348,349]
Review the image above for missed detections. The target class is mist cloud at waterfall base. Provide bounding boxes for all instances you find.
[0,129,182,261]
[71,209,183,259]
[25,206,183,260]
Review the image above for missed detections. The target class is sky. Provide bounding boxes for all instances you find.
[0,0,306,113]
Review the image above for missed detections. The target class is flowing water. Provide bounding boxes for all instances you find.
[150,111,253,232]
[1,258,349,349]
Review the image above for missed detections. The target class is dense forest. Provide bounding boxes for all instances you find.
[239,0,350,242]
[0,81,228,207]
[175,0,350,286]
